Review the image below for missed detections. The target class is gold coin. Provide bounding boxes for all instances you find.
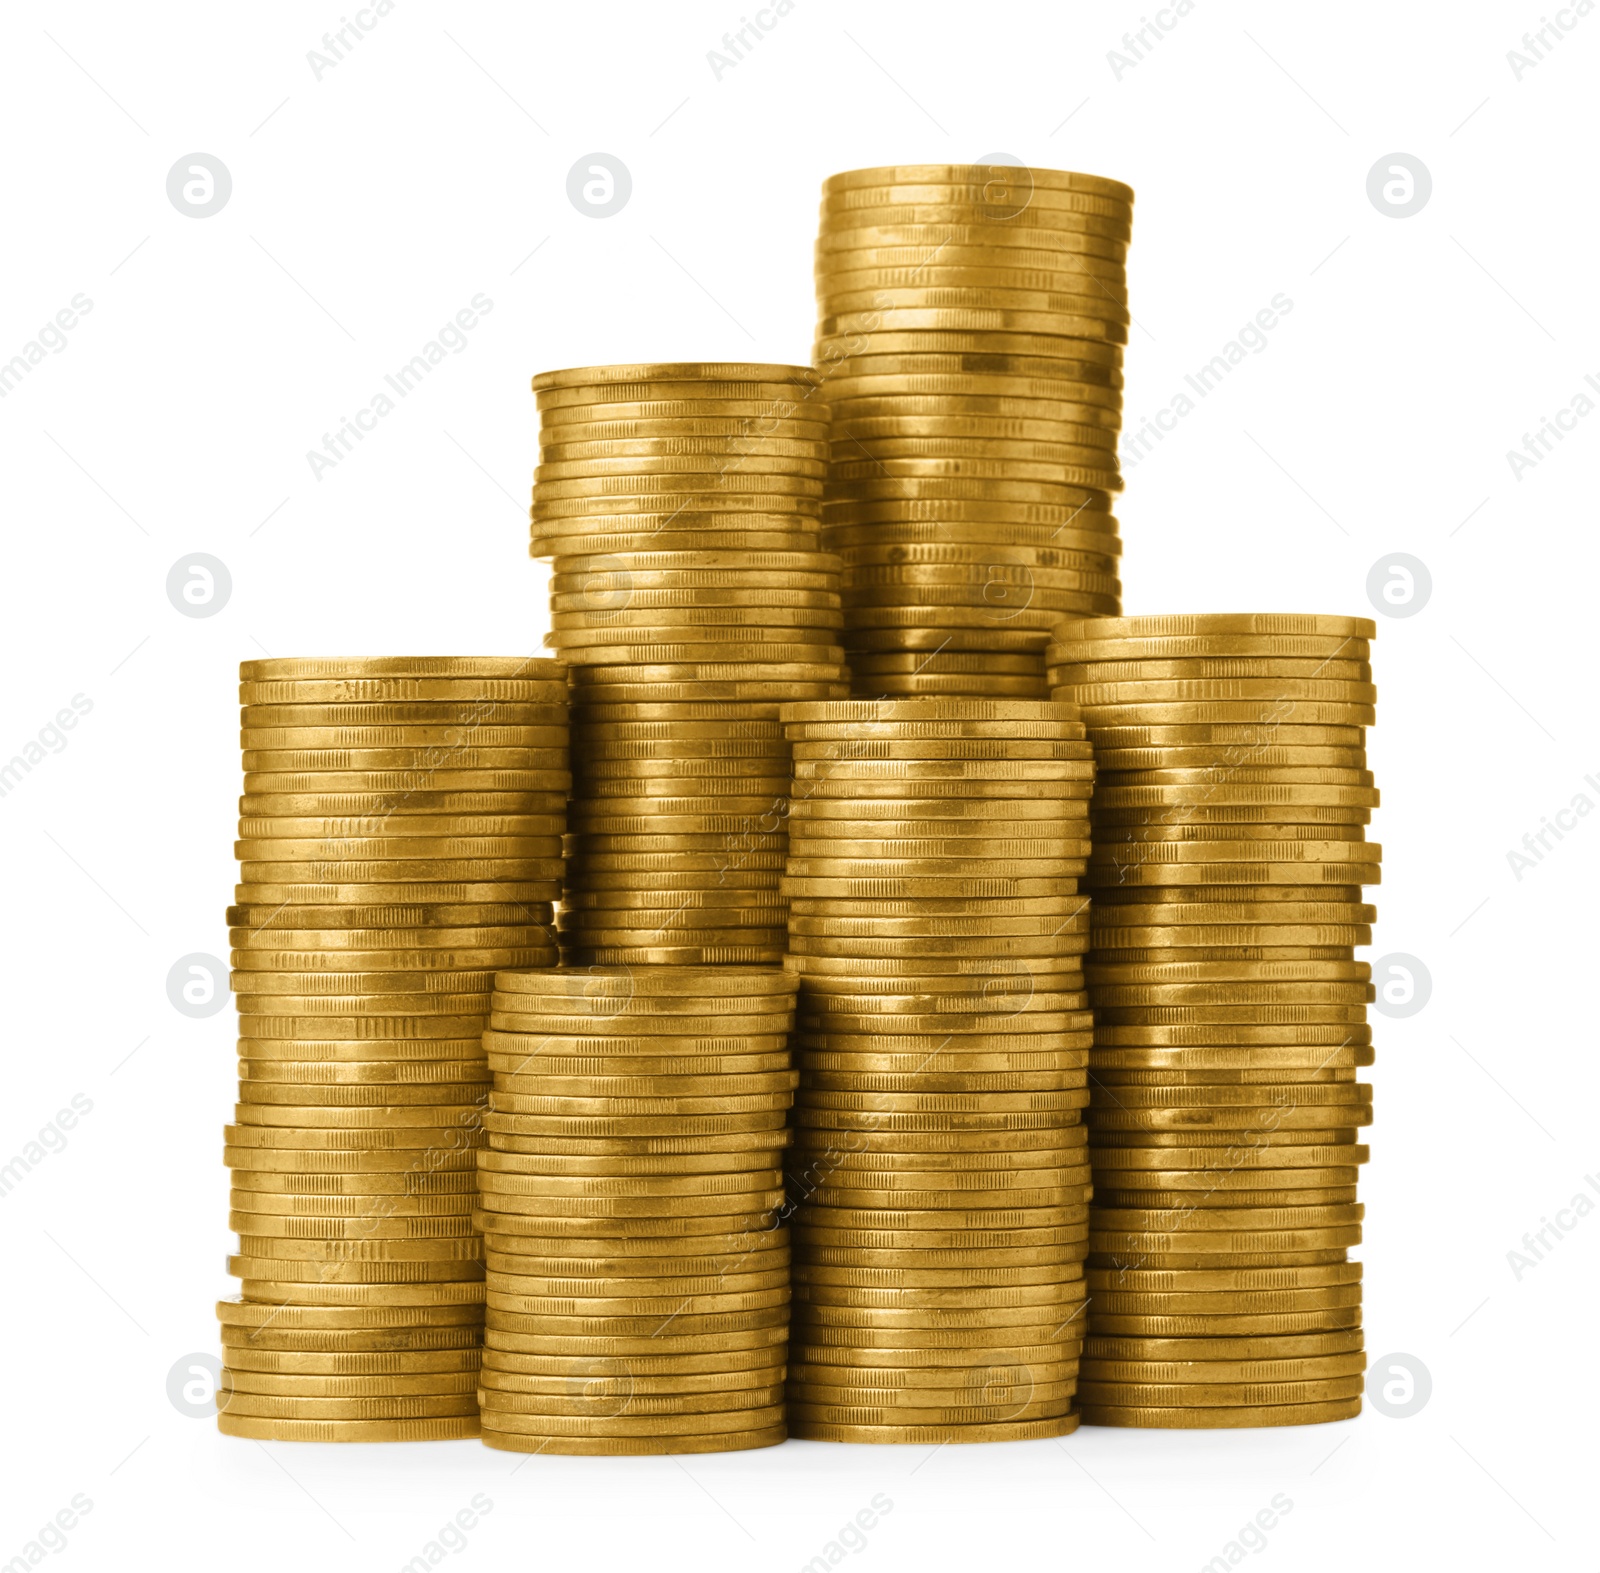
[1082,1356,1366,1387]
[481,1384,786,1419]
[218,1413,480,1440]
[787,1381,1080,1413]
[230,1100,485,1127]
[1072,704,1374,728]
[485,1041,789,1067]
[240,679,567,706]
[215,1297,481,1327]
[481,1240,787,1273]
[1075,1376,1363,1401]
[239,657,564,681]
[221,1370,479,1398]
[820,170,1132,209]
[815,211,1128,255]
[819,198,1130,238]
[820,163,1134,202]
[231,1278,487,1304]
[216,1390,479,1419]
[541,430,825,459]
[1089,1291,1362,1319]
[240,703,566,729]
[1089,1080,1370,1108]
[480,1113,787,1138]
[483,1329,784,1358]
[1057,614,1374,642]
[785,1398,1075,1434]
[223,1348,482,1374]
[1090,1145,1367,1171]
[479,1405,786,1439]
[227,1183,476,1215]
[232,950,549,978]
[1095,1190,1359,1214]
[217,1327,482,1355]
[1077,1398,1360,1427]
[534,361,818,390]
[1088,1231,1362,1259]
[481,1425,786,1455]
[238,799,565,824]
[788,1415,1077,1443]
[791,744,1090,764]
[226,901,551,933]
[791,1324,1081,1354]
[233,1229,484,1259]
[479,1366,785,1396]
[488,1007,791,1031]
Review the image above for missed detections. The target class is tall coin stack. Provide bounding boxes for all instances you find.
[219,656,567,1442]
[530,362,850,966]
[475,966,797,1454]
[812,164,1130,700]
[1045,615,1377,1429]
[777,698,1096,1442]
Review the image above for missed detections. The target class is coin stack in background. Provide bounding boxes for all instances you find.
[776,698,1095,1442]
[530,363,850,966]
[1045,615,1377,1429]
[218,657,567,1442]
[812,164,1130,700]
[475,967,796,1454]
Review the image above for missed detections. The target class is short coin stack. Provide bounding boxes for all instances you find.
[218,656,567,1442]
[530,362,850,965]
[812,164,1130,699]
[777,698,1096,1442]
[1045,614,1377,1428]
[475,966,797,1454]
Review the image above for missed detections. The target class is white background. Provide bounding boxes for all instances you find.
[1,1,1595,1568]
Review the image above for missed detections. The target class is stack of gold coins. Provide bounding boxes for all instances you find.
[812,165,1130,699]
[1046,614,1377,1429]
[777,698,1096,1442]
[475,966,797,1454]
[218,656,567,1442]
[530,362,851,966]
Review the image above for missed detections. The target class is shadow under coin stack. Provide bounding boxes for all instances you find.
[777,698,1095,1442]
[1045,614,1378,1429]
[530,362,849,966]
[812,164,1129,700]
[474,966,797,1454]
[218,656,567,1442]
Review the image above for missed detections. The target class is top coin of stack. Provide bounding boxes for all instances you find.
[1046,615,1377,1430]
[813,165,1131,698]
[530,363,850,967]
[219,655,567,1443]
